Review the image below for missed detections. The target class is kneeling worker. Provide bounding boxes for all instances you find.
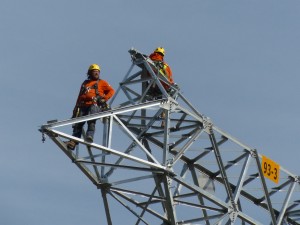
[65,64,115,150]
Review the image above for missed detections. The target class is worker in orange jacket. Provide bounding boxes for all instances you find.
[148,47,175,127]
[65,64,115,150]
[147,47,174,98]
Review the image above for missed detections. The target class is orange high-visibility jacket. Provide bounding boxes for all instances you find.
[75,79,115,107]
[149,52,174,89]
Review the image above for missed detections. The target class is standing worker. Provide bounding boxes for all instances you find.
[65,64,115,150]
[147,47,174,98]
[148,47,175,127]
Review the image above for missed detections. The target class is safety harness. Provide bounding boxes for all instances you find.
[93,79,100,99]
[154,61,168,78]
[80,79,100,95]
[78,79,103,105]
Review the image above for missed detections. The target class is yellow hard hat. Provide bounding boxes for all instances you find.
[88,64,101,71]
[154,47,165,56]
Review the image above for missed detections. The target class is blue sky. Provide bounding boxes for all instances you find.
[1,0,300,224]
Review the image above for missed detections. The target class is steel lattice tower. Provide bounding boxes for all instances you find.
[40,49,300,225]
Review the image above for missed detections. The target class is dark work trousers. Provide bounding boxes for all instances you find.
[72,105,101,139]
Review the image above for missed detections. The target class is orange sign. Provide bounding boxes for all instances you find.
[262,155,280,184]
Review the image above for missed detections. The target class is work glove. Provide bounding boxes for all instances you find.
[95,96,106,105]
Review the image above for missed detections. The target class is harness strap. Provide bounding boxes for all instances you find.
[93,79,100,98]
[154,61,167,77]
[80,79,101,96]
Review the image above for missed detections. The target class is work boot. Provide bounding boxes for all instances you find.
[86,136,93,143]
[64,140,77,150]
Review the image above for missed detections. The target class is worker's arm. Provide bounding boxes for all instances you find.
[99,80,115,101]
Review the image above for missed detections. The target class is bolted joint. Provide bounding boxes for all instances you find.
[203,116,213,134]
[250,149,257,158]
[166,158,174,168]
[47,131,58,138]
[228,203,239,223]
[160,97,178,111]
[167,177,172,187]
[97,180,111,190]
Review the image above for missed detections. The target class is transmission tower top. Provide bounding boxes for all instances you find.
[40,48,300,225]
